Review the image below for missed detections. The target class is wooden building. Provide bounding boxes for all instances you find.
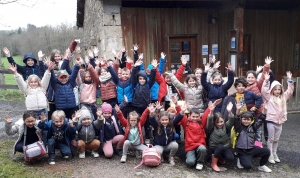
[77,0,300,79]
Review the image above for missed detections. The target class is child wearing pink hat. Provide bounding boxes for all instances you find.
[98,102,124,158]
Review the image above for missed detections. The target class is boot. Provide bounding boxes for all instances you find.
[211,155,220,172]
[218,157,226,165]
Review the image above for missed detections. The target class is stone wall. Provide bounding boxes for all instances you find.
[82,0,122,60]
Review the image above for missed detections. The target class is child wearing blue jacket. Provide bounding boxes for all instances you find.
[3,47,46,80]
[38,110,76,165]
[50,55,81,119]
[201,62,235,113]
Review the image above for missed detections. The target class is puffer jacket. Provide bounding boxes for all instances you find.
[100,66,118,101]
[5,118,42,154]
[74,118,103,144]
[169,73,204,112]
[15,70,51,111]
[234,112,265,149]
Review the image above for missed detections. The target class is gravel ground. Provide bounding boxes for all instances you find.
[1,101,300,178]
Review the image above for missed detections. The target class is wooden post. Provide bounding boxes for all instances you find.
[234,8,244,77]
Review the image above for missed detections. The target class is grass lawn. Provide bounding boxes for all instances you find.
[0,56,25,101]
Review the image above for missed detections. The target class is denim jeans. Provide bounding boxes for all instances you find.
[186,145,207,167]
[48,138,71,160]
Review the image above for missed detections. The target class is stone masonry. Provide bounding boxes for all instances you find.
[82,0,123,60]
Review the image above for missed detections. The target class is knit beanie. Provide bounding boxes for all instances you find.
[79,109,92,123]
[101,102,112,113]
[166,107,177,114]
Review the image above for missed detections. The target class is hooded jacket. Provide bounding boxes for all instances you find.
[261,80,294,124]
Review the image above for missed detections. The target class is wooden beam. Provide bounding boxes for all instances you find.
[0,84,19,90]
[0,68,14,74]
[234,7,244,77]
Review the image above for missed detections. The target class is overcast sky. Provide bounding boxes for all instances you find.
[0,0,76,30]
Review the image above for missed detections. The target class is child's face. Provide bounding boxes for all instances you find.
[190,113,200,122]
[84,73,91,82]
[101,69,108,76]
[118,69,122,78]
[235,83,245,94]
[272,85,282,97]
[26,58,35,66]
[54,53,62,62]
[58,75,69,84]
[129,116,138,127]
[122,71,130,81]
[29,78,39,89]
[215,118,225,129]
[164,75,171,84]
[246,73,256,85]
[103,111,112,119]
[195,69,202,79]
[212,76,222,85]
[81,118,91,126]
[188,78,196,87]
[241,117,251,126]
[159,116,170,127]
[24,116,36,128]
[107,61,113,66]
[138,76,146,85]
[53,117,64,128]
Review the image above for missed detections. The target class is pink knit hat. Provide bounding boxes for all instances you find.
[101,102,112,113]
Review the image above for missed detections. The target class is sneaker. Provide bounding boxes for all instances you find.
[135,151,142,159]
[91,151,99,158]
[196,163,203,170]
[48,160,55,165]
[79,152,85,159]
[169,156,175,166]
[145,139,151,145]
[273,154,280,163]
[268,155,275,164]
[120,155,127,163]
[258,165,272,173]
[63,156,69,159]
[237,158,244,169]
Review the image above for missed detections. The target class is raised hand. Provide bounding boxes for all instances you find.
[151,59,158,69]
[68,119,74,127]
[226,102,233,113]
[138,53,143,60]
[74,110,82,119]
[171,95,178,106]
[265,56,274,65]
[213,98,223,106]
[5,115,12,123]
[39,112,47,121]
[133,44,139,51]
[134,59,143,67]
[100,56,107,66]
[204,63,210,72]
[208,101,215,112]
[161,52,166,59]
[181,104,187,113]
[121,46,126,53]
[76,46,81,54]
[47,61,56,71]
[286,71,292,80]
[93,47,99,56]
[64,48,72,60]
[213,61,221,69]
[211,55,216,63]
[3,47,11,57]
[38,50,45,61]
[226,62,233,71]
[96,107,102,117]
[148,103,156,113]
[95,59,100,66]
[76,58,82,66]
[256,66,263,73]
[264,72,270,81]
[115,104,121,113]
[43,56,50,65]
[111,49,117,56]
[87,49,94,59]
[155,101,163,110]
[181,56,187,66]
[8,63,17,74]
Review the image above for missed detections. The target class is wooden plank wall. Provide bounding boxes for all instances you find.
[244,10,300,77]
[121,7,234,74]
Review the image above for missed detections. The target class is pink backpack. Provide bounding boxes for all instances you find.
[134,144,161,169]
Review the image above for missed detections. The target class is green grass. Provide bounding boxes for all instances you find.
[1,56,25,101]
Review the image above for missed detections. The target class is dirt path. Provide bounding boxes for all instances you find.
[1,101,300,178]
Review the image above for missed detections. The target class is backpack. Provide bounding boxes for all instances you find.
[230,127,239,148]
[134,144,161,169]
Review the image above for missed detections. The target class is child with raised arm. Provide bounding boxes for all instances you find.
[38,110,76,165]
[149,102,187,166]
[115,104,150,163]
[73,107,103,158]
[234,101,271,173]
[9,61,55,118]
[201,62,235,113]
[206,101,235,172]
[3,47,46,80]
[261,71,294,164]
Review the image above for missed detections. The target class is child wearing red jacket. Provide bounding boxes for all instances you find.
[175,99,222,170]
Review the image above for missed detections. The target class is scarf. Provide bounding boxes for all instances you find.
[99,72,112,83]
[246,82,261,95]
[84,81,93,84]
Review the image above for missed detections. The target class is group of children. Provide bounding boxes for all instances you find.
[4,42,294,173]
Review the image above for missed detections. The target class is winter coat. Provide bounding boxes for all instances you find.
[99,66,118,101]
[234,112,265,149]
[149,113,184,146]
[261,80,294,124]
[38,118,76,147]
[15,70,51,111]
[206,114,235,149]
[50,64,80,109]
[169,73,204,112]
[5,118,42,154]
[201,70,235,113]
[117,108,149,145]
